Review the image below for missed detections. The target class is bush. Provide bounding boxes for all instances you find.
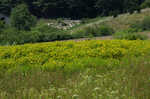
[83,25,98,36]
[140,16,150,30]
[130,22,142,31]
[0,24,73,45]
[0,27,21,45]
[0,27,41,45]
[114,30,148,40]
[121,28,142,33]
[72,24,114,38]
[98,25,114,36]
[31,24,72,42]
[10,4,37,31]
[71,25,97,38]
[130,16,150,31]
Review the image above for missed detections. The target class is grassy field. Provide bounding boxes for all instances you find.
[69,8,150,39]
[1,40,150,72]
[73,8,150,32]
[0,40,150,98]
[2,8,150,99]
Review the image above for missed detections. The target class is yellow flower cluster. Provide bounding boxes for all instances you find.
[0,40,150,68]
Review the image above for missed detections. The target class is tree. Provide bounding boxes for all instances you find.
[1,0,146,19]
[95,0,123,16]
[0,20,5,32]
[141,0,150,8]
[10,4,37,31]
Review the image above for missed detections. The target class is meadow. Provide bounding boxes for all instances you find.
[0,40,150,98]
[1,40,150,73]
[1,1,150,98]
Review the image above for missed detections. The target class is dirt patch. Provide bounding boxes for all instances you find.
[62,36,113,42]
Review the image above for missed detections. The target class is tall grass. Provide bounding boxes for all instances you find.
[0,56,150,98]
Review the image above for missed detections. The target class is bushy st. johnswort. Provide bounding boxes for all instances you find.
[0,40,150,73]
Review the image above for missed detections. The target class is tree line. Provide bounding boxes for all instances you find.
[0,0,147,19]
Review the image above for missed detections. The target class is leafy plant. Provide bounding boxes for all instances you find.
[98,24,114,36]
[0,20,5,32]
[130,16,150,31]
[72,24,114,38]
[114,30,148,40]
[10,4,37,31]
[31,24,72,42]
[0,27,21,45]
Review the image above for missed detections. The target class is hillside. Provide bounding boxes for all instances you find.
[69,8,150,40]
[1,8,150,45]
[41,8,150,41]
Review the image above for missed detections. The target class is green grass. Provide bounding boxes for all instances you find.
[104,8,150,32]
[68,9,150,39]
[2,8,150,98]
[1,40,150,74]
[0,56,150,98]
[0,40,150,98]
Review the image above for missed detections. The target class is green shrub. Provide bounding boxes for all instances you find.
[140,16,150,30]
[10,4,37,31]
[71,26,96,38]
[72,24,114,38]
[120,28,142,34]
[114,30,148,40]
[84,24,114,36]
[71,29,88,38]
[0,27,41,45]
[0,27,21,45]
[83,25,98,36]
[31,24,72,42]
[0,24,73,45]
[98,25,114,36]
[130,16,150,31]
[17,31,40,44]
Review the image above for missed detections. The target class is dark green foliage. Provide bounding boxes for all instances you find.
[71,26,96,38]
[31,24,72,42]
[98,25,114,36]
[141,0,150,8]
[140,16,150,30]
[0,0,145,19]
[10,4,37,31]
[123,28,142,33]
[0,27,38,45]
[0,20,5,32]
[130,21,143,31]
[84,24,114,36]
[117,33,148,40]
[72,24,114,38]
[83,26,98,36]
[0,24,73,45]
[0,27,21,45]
[0,0,23,15]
